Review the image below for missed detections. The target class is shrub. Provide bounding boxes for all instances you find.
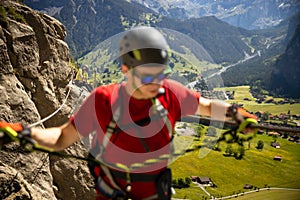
[0,5,8,28]
[7,6,26,24]
[256,140,264,150]
[172,177,191,188]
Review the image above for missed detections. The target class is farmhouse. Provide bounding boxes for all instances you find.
[191,176,200,183]
[199,177,213,186]
[255,111,264,118]
[191,176,213,186]
[257,129,264,134]
[271,142,280,148]
[244,184,253,189]
[267,131,280,137]
[273,156,282,161]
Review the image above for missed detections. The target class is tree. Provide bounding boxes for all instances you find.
[237,145,245,159]
[172,179,177,186]
[185,177,191,186]
[196,125,205,138]
[256,140,264,150]
[272,134,278,142]
[178,178,184,187]
[225,144,233,155]
[262,112,270,121]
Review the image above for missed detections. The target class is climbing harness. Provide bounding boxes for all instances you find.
[86,84,174,199]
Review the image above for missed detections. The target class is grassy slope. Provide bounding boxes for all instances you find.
[170,135,300,199]
[214,85,300,115]
[170,85,300,199]
[235,190,300,200]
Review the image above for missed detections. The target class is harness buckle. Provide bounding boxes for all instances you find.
[96,177,126,199]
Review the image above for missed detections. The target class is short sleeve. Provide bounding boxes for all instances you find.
[164,79,200,121]
[69,90,98,137]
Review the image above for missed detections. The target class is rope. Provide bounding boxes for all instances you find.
[32,141,196,172]
[1,125,199,172]
[2,114,300,175]
[180,115,300,133]
[2,114,300,174]
[28,78,74,128]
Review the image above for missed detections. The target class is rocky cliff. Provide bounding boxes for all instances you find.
[268,17,300,98]
[0,1,94,199]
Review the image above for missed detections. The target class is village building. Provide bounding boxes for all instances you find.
[199,177,213,186]
[267,131,280,137]
[244,184,253,189]
[257,129,264,134]
[273,156,282,161]
[255,111,264,118]
[271,142,280,148]
[191,176,200,183]
[190,176,213,186]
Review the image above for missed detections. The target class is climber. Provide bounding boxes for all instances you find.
[0,26,257,200]
[76,64,89,83]
[75,64,93,92]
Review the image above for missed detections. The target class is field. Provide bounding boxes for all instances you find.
[235,189,300,200]
[214,85,300,115]
[170,86,300,199]
[170,134,300,199]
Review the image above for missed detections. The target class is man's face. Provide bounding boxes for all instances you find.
[131,65,168,99]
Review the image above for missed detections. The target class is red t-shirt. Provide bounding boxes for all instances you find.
[70,79,200,199]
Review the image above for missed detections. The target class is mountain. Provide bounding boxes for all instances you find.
[23,0,287,65]
[23,0,299,97]
[133,0,300,30]
[24,0,157,59]
[267,15,300,98]
[220,12,300,98]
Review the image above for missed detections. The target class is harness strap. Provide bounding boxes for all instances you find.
[102,113,119,149]
[142,194,159,200]
[102,83,122,150]
[154,98,173,139]
[101,86,173,159]
[96,176,125,198]
[100,165,123,191]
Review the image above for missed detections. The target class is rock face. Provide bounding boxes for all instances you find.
[0,1,94,199]
[269,19,300,98]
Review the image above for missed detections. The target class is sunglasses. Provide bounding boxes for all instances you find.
[133,70,169,84]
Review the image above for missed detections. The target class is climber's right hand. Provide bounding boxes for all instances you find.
[0,121,32,145]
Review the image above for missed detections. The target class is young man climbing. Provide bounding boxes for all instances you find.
[0,26,257,200]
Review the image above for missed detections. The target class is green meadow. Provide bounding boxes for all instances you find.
[214,85,300,115]
[170,86,300,199]
[235,189,300,200]
[170,134,300,199]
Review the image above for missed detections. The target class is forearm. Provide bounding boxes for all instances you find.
[30,122,80,151]
[31,126,63,150]
[197,97,231,121]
